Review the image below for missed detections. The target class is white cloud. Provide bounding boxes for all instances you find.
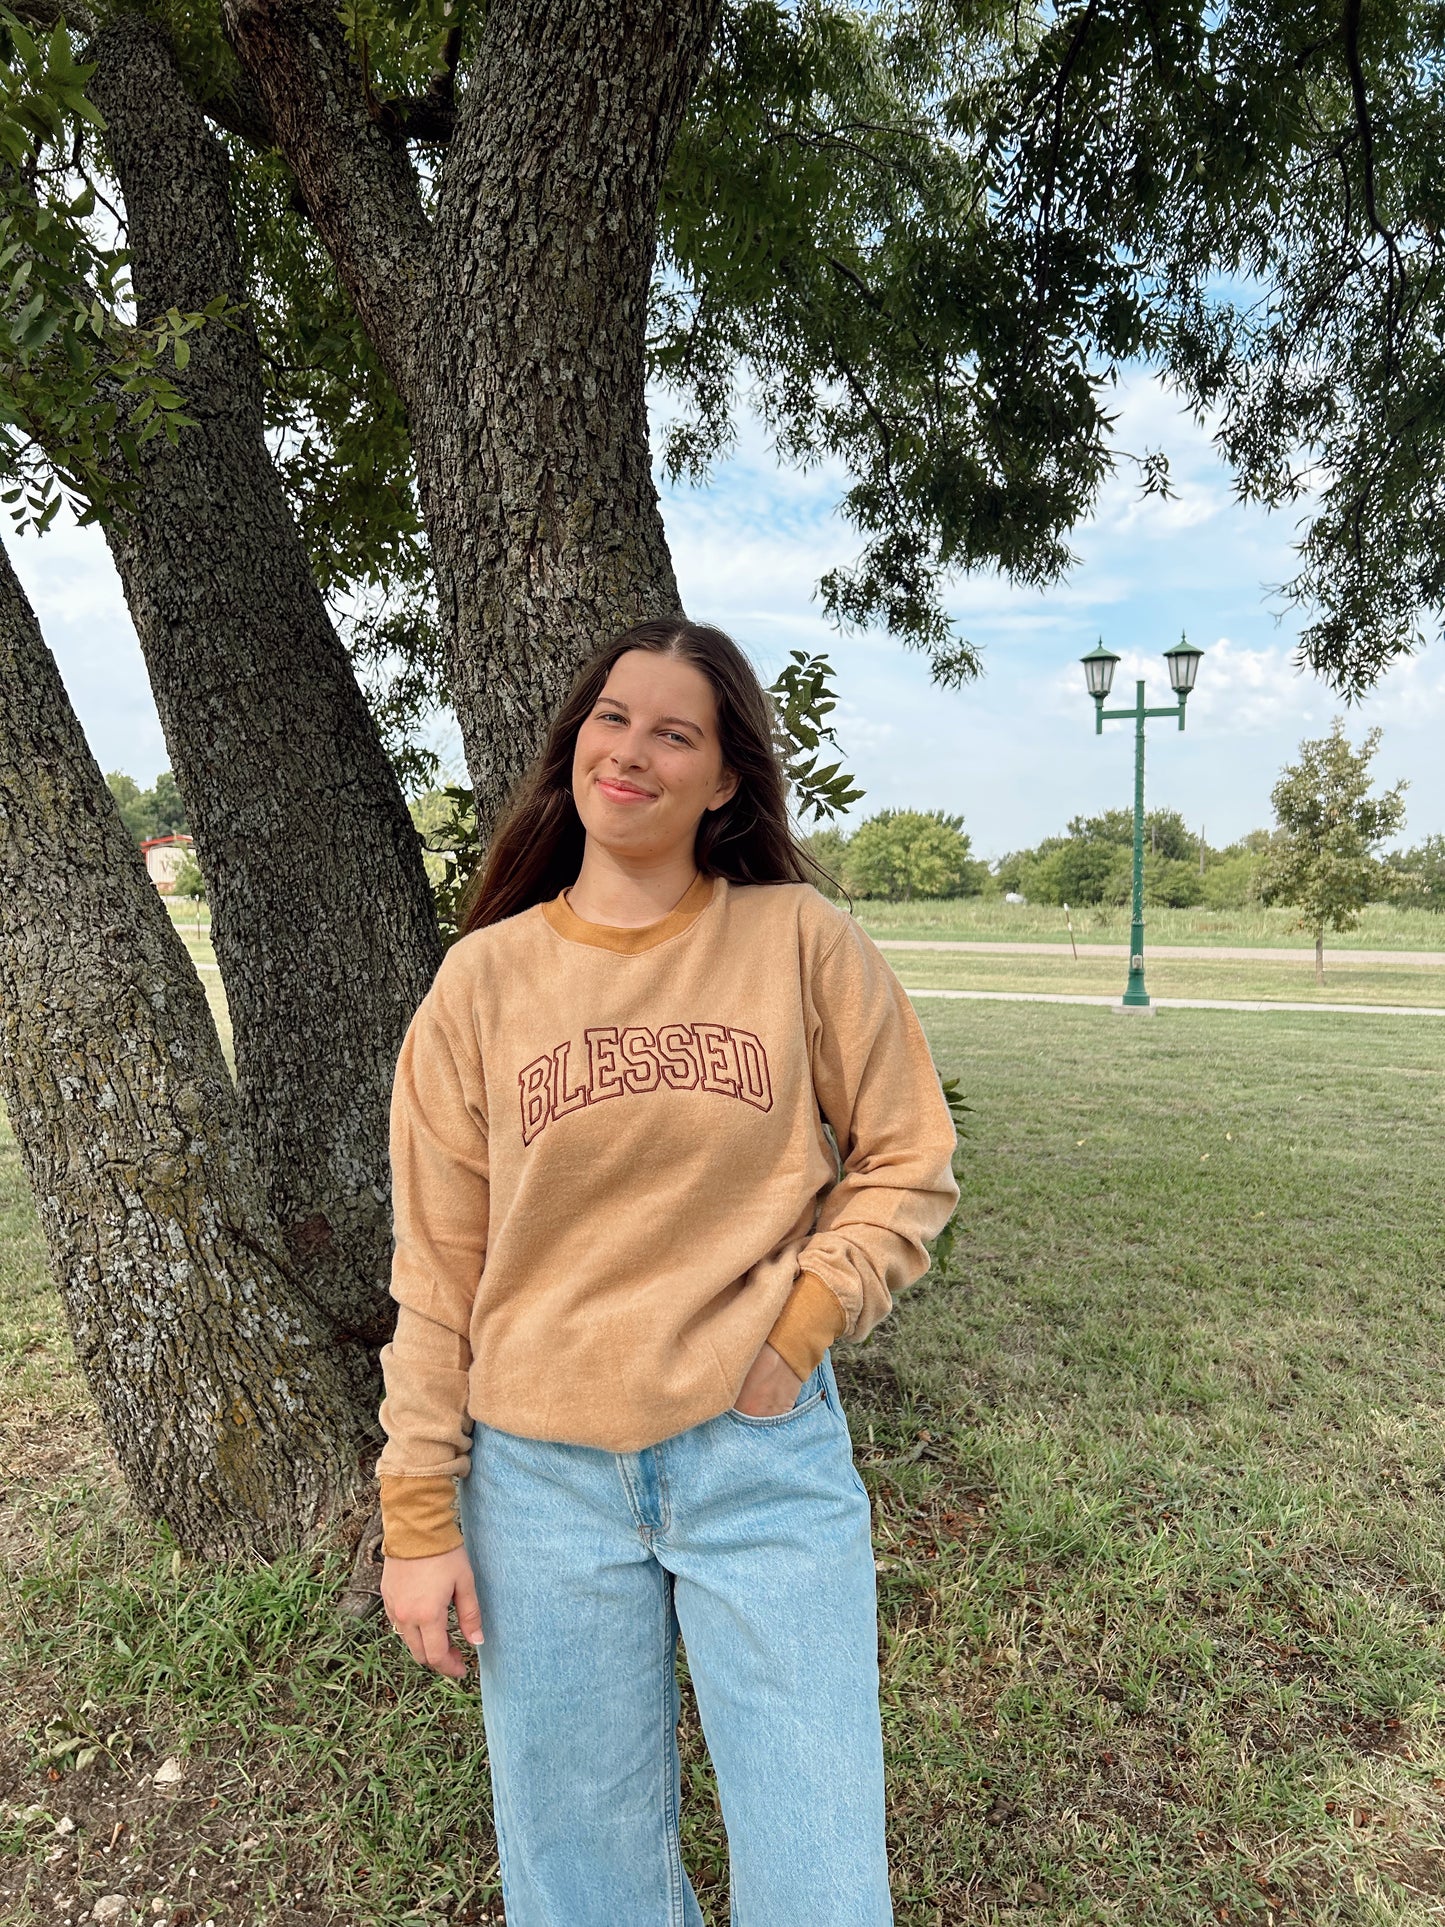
[661,364,1445,850]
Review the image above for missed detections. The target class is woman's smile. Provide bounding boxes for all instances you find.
[595,775,656,803]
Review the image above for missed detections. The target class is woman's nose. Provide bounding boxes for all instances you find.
[612,728,650,768]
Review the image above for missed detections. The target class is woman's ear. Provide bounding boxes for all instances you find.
[708,766,741,812]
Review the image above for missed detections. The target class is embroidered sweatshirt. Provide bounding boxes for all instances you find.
[376,870,960,1557]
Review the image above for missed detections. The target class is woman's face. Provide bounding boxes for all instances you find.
[571,649,739,864]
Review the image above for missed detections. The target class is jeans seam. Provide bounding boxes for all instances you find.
[655,1439,673,1537]
[489,1747,519,1916]
[660,1572,688,1927]
[821,1361,870,1503]
[616,1453,651,1541]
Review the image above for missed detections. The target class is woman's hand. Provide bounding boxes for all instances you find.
[732,1340,805,1417]
[381,1544,484,1681]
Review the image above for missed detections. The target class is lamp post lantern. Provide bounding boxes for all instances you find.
[1080,633,1204,1011]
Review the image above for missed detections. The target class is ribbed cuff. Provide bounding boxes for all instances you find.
[378,1474,464,1559]
[765,1271,848,1382]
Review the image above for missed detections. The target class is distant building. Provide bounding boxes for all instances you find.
[141,832,195,894]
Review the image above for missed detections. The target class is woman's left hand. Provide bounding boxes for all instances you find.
[732,1341,805,1417]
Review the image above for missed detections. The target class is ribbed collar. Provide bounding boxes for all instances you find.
[541,870,719,953]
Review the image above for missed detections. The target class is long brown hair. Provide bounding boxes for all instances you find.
[459,618,837,934]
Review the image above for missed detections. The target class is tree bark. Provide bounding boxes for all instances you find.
[87,19,442,1348]
[1316,930,1325,984]
[222,0,722,839]
[413,0,717,836]
[0,540,377,1558]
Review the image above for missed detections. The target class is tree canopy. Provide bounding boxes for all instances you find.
[835,807,982,901]
[4,0,1444,777]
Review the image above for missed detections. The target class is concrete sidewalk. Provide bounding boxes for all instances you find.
[877,938,1445,966]
[907,987,1445,1017]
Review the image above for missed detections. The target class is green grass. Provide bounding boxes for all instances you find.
[4,1003,1445,1922]
[854,897,1445,952]
[870,1002,1445,1921]
[163,893,1445,954]
[890,949,1445,1007]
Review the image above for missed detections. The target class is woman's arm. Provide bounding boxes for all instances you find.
[376,978,490,1561]
[780,914,960,1372]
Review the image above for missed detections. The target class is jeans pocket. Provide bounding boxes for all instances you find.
[725,1361,828,1427]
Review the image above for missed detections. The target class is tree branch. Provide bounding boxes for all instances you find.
[1340,0,1405,369]
[1037,0,1101,257]
[8,0,97,36]
[219,0,434,406]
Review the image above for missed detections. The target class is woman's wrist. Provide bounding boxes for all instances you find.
[765,1272,847,1382]
[378,1473,464,1559]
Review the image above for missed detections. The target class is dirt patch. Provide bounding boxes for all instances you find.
[0,1714,505,1927]
[0,1738,328,1927]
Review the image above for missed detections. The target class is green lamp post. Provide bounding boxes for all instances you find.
[1080,635,1205,1010]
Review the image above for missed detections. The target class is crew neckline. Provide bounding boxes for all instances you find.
[541,870,719,953]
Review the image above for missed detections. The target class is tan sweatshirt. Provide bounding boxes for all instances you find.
[376,871,959,1556]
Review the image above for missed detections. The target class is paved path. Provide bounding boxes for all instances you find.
[907,987,1445,1017]
[876,939,1445,965]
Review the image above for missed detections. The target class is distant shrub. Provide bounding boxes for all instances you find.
[1201,850,1266,909]
[992,812,1273,911]
[841,809,981,901]
[1147,856,1206,907]
[1388,834,1445,911]
[798,825,851,902]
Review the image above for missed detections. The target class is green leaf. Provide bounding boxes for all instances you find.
[58,89,104,130]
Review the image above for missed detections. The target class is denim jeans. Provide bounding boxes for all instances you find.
[456,1349,893,1926]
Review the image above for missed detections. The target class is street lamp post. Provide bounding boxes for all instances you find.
[1079,636,1204,1011]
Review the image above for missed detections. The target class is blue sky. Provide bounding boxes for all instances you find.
[10,369,1441,863]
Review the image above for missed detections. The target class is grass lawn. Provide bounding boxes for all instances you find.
[853,898,1445,953]
[163,897,1445,956]
[890,949,1445,1008]
[3,1001,1444,1924]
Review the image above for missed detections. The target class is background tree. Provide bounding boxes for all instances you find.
[997,808,1236,909]
[843,808,982,902]
[1387,834,1445,911]
[2,16,448,1564]
[105,766,189,842]
[1199,832,1274,913]
[171,847,205,937]
[104,768,150,843]
[1261,722,1408,983]
[798,824,851,903]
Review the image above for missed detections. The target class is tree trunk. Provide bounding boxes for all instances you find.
[222,0,723,839]
[414,0,719,836]
[88,20,442,1347]
[1316,930,1325,985]
[0,541,377,1558]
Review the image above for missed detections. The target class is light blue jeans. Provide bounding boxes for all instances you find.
[457,1350,893,1926]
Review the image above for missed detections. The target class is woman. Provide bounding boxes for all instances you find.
[377,618,959,1927]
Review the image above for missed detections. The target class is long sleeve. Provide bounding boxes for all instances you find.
[375,982,490,1557]
[789,916,959,1354]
